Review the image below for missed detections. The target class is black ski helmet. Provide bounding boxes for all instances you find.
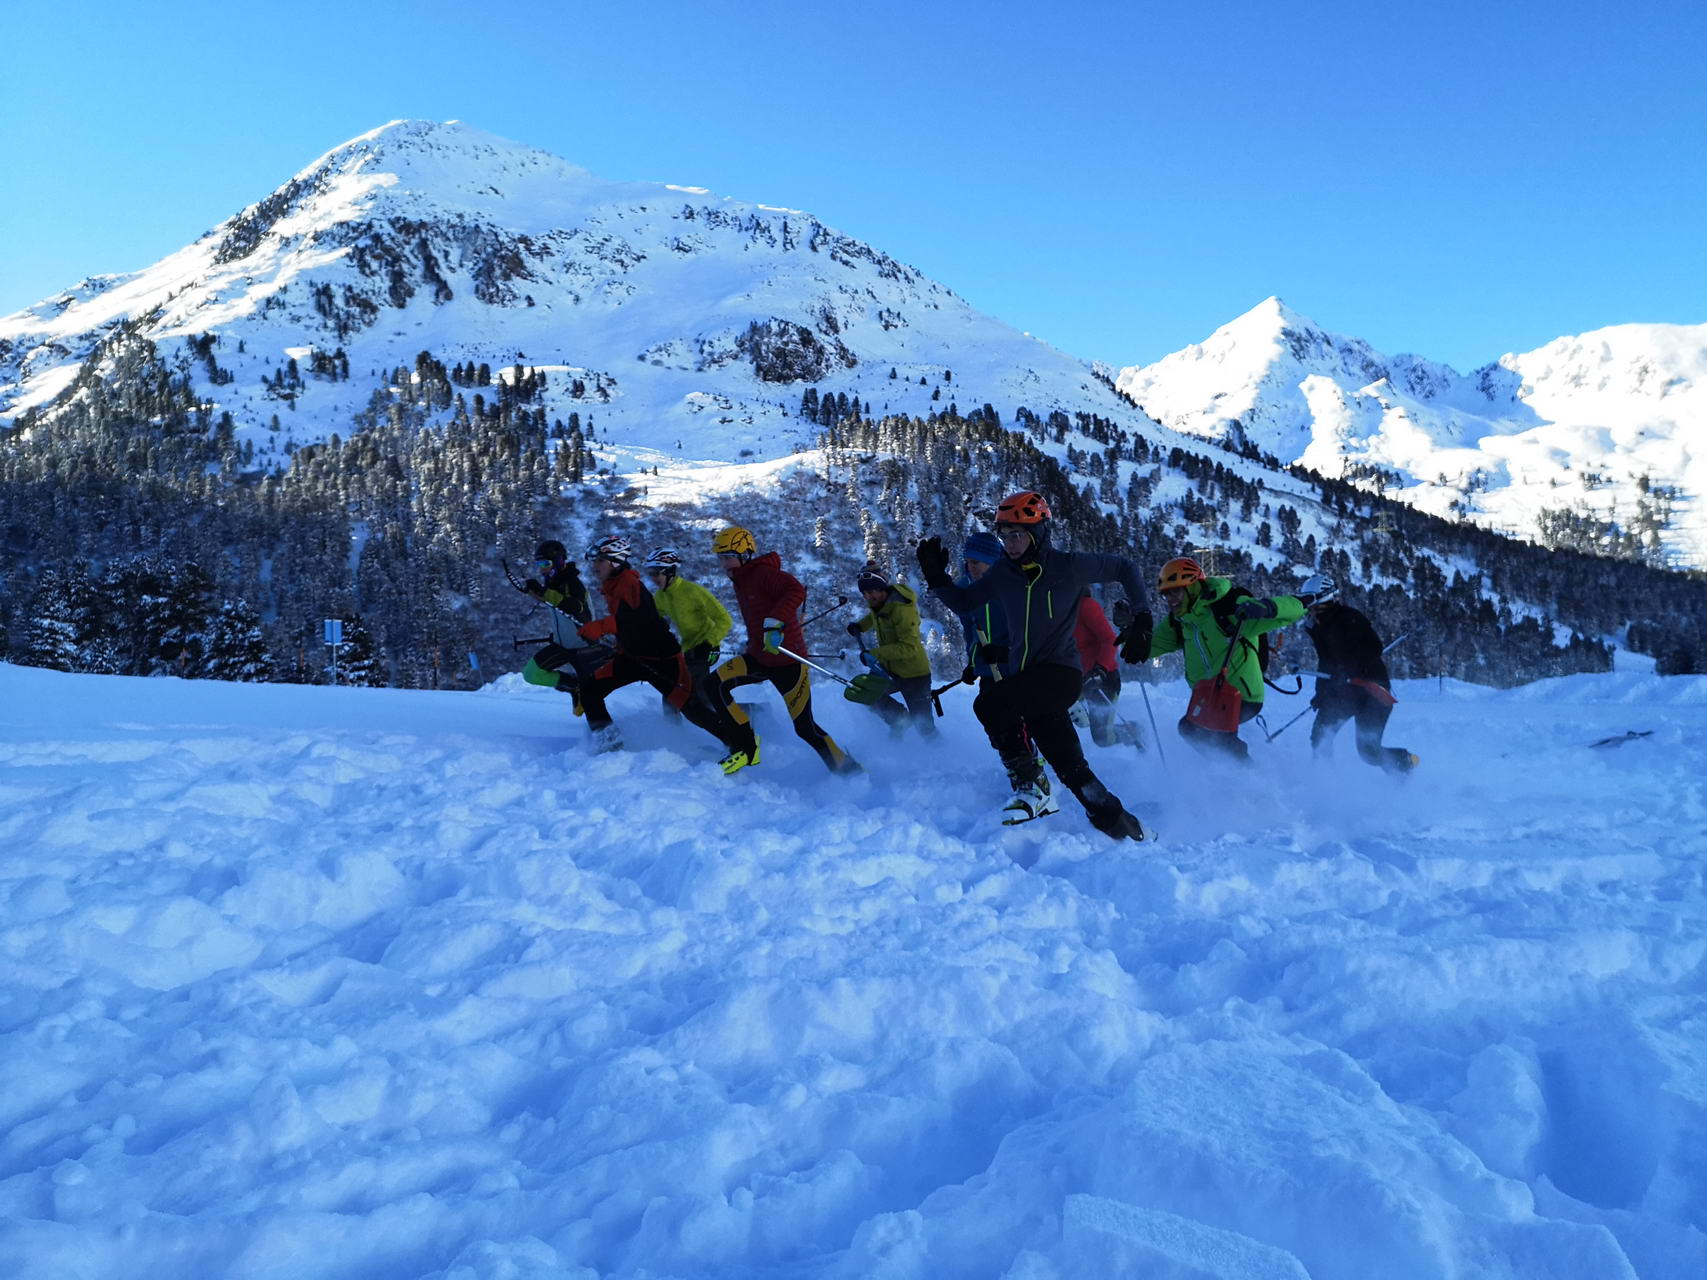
[536,540,568,564]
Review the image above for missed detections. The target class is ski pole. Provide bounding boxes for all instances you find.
[1381,632,1408,656]
[512,635,552,648]
[1137,677,1167,768]
[1263,704,1313,743]
[929,677,967,717]
[503,557,587,622]
[775,644,858,689]
[801,596,851,630]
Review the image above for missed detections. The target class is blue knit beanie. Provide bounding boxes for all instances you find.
[962,532,1003,565]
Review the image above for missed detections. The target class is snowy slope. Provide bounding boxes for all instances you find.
[0,119,1134,478]
[1117,299,1707,568]
[3,659,1705,1278]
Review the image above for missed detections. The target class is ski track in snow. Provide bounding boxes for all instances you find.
[1,663,1704,1279]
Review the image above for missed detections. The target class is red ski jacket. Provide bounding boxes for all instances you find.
[727,552,807,667]
[1074,596,1119,675]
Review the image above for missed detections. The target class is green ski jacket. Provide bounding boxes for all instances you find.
[1147,577,1303,703]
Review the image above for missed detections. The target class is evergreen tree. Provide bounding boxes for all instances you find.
[20,569,82,672]
[204,599,273,681]
[332,614,385,687]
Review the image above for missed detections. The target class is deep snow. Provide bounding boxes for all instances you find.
[2,660,1704,1278]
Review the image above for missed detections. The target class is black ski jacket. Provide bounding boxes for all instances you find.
[929,547,1145,677]
[1305,602,1390,686]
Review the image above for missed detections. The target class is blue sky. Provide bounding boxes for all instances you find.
[3,0,1702,371]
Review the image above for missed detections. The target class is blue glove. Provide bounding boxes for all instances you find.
[860,651,886,675]
[1234,597,1279,621]
[762,619,785,654]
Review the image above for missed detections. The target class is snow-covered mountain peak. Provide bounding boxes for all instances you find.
[276,118,611,232]
[1119,304,1707,568]
[1114,296,1418,460]
[0,119,1142,483]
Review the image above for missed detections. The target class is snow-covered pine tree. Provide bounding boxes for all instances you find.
[333,614,385,687]
[203,599,273,681]
[19,569,81,672]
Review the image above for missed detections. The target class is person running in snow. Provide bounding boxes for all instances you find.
[518,539,599,708]
[1300,575,1420,773]
[1125,556,1305,761]
[574,535,748,763]
[952,531,1008,688]
[950,532,1045,778]
[707,526,861,776]
[644,547,732,718]
[916,491,1152,841]
[844,562,938,739]
[1072,593,1133,748]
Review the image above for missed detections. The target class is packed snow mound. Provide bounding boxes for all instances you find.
[2,660,1705,1278]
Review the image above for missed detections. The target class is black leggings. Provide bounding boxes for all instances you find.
[713,655,857,772]
[973,663,1130,826]
[1312,685,1411,772]
[580,651,740,749]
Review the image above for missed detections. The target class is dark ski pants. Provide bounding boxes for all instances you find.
[663,642,723,720]
[866,672,939,737]
[713,654,858,773]
[523,641,603,692]
[579,650,740,750]
[974,663,1133,833]
[1312,687,1411,772]
[1178,699,1262,762]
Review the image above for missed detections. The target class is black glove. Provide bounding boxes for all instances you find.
[1117,611,1153,664]
[846,622,863,638]
[981,642,1009,668]
[915,536,952,588]
[961,664,976,685]
[1110,599,1134,629]
[1234,597,1279,621]
[522,578,544,597]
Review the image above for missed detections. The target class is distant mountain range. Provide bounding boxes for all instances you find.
[1116,298,1707,568]
[3,120,1701,571]
[2,120,1703,690]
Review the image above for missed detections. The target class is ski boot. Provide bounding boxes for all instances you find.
[588,724,623,754]
[720,737,761,775]
[996,771,1058,832]
[1077,779,1152,843]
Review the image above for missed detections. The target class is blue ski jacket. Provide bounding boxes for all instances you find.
[953,574,1009,680]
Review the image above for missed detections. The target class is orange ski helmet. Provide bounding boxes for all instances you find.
[1157,556,1206,592]
[995,491,1052,525]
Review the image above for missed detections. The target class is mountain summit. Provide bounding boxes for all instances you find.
[0,119,1125,473]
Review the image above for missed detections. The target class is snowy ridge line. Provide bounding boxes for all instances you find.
[1118,298,1707,569]
[1,661,1704,1278]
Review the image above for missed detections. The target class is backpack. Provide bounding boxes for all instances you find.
[1169,585,1270,674]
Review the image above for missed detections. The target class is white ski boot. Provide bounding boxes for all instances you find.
[1002,777,1060,825]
